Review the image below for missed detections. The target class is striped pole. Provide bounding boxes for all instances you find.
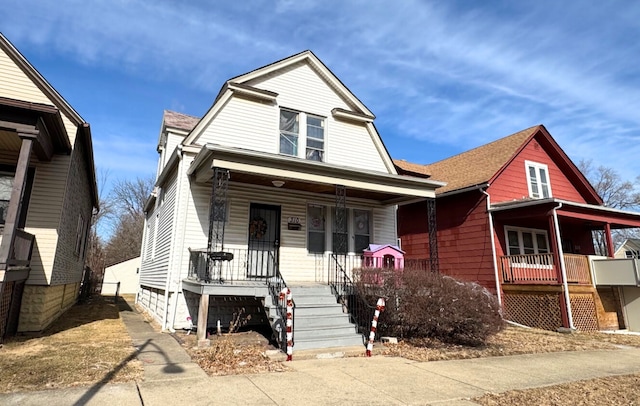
[279,287,294,361]
[366,297,386,357]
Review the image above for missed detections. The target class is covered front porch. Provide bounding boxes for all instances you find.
[0,97,70,338]
[183,143,444,346]
[491,198,640,332]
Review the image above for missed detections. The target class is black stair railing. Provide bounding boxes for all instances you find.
[328,254,377,339]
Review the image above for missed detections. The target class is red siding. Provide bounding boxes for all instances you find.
[489,136,587,203]
[398,192,497,292]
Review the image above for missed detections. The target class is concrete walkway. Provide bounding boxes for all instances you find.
[2,300,640,405]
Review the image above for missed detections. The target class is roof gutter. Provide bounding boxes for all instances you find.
[438,183,490,198]
[480,187,502,306]
[551,202,575,330]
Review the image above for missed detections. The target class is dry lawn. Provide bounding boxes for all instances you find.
[377,325,629,361]
[0,296,142,393]
[179,330,290,376]
[474,373,640,405]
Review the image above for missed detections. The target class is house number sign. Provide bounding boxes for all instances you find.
[287,216,301,230]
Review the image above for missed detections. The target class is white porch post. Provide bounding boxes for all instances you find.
[552,205,575,330]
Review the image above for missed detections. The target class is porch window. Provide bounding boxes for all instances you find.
[353,209,371,253]
[525,161,551,199]
[306,116,324,162]
[506,227,550,255]
[279,109,299,156]
[307,205,325,253]
[0,173,13,225]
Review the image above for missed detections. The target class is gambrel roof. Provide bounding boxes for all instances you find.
[180,50,398,172]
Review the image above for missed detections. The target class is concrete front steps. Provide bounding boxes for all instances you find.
[266,284,365,351]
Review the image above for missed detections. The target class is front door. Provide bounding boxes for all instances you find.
[247,203,280,278]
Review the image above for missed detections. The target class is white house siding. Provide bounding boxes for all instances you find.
[176,180,398,283]
[139,170,177,291]
[101,256,141,295]
[163,131,183,168]
[191,62,389,173]
[196,96,277,153]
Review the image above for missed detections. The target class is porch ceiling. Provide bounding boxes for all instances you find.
[188,143,444,205]
[490,198,640,229]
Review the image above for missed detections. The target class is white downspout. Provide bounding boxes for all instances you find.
[481,189,502,306]
[552,202,575,330]
[168,145,186,333]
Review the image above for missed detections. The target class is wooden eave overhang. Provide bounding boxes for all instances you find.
[331,108,374,123]
[490,198,640,228]
[188,144,444,205]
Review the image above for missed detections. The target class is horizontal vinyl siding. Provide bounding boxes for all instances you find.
[139,170,177,289]
[25,154,72,285]
[0,48,52,105]
[490,137,586,203]
[164,132,183,167]
[197,96,277,152]
[192,61,390,173]
[179,180,397,283]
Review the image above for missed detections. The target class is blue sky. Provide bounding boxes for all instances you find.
[2,0,640,196]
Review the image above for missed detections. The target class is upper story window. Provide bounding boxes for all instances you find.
[306,115,324,162]
[279,109,299,156]
[525,161,551,199]
[280,108,326,162]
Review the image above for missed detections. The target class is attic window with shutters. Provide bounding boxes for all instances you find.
[525,161,552,199]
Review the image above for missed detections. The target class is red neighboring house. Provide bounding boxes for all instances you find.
[396,125,640,332]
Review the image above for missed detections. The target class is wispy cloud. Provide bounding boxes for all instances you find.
[2,0,639,182]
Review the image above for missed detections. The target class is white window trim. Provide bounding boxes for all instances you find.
[505,226,552,268]
[306,204,373,255]
[279,107,327,162]
[505,226,551,254]
[525,160,552,199]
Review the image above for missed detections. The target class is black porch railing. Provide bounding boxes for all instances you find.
[328,254,376,338]
[188,247,279,282]
[187,247,294,352]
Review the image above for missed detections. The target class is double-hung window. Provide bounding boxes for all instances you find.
[525,161,551,199]
[306,115,324,161]
[279,109,299,156]
[506,227,550,256]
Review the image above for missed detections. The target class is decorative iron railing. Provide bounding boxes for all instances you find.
[328,253,376,338]
[188,247,278,282]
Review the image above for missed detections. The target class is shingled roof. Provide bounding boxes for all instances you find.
[393,159,431,178]
[163,110,200,132]
[396,125,541,195]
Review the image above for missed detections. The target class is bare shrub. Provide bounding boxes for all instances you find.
[353,267,503,346]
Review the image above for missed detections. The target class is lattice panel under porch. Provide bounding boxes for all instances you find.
[0,281,14,338]
[503,292,563,331]
[570,293,599,331]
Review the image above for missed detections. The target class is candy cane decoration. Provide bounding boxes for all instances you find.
[279,287,294,361]
[366,297,386,357]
